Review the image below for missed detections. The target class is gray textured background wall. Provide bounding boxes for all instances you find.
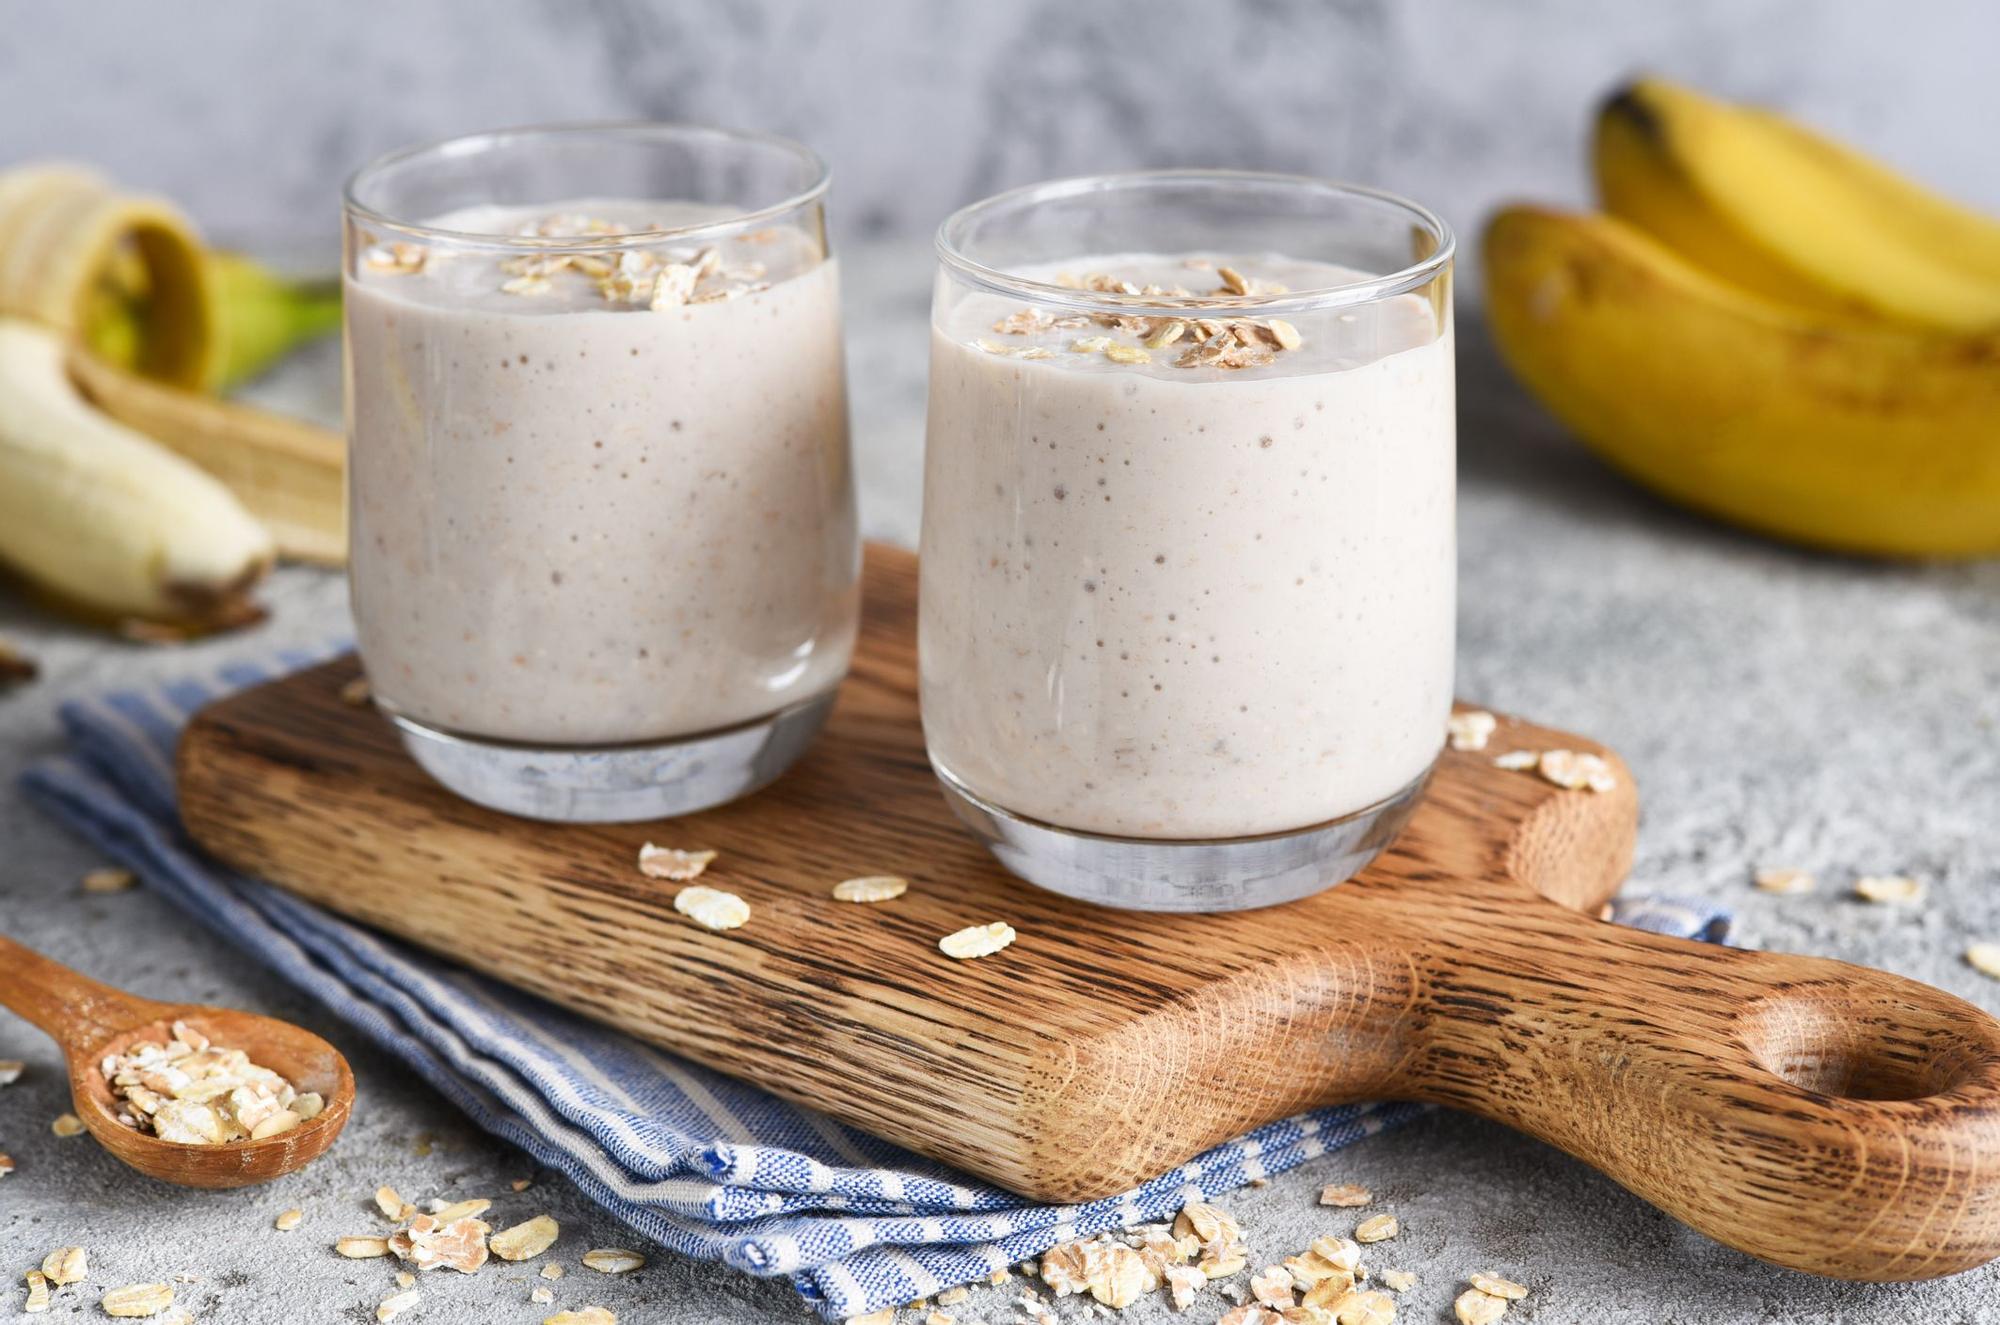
[7,0,1998,282]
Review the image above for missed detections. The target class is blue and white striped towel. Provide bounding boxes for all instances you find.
[20,651,1730,1320]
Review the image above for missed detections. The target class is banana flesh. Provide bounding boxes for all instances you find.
[1483,207,2000,558]
[0,318,272,621]
[1596,78,2000,333]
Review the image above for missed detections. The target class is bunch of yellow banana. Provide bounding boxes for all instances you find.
[1484,78,2000,557]
[0,164,344,632]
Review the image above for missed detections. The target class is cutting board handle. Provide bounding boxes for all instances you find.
[1399,899,2000,1279]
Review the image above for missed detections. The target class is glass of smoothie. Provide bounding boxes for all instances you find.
[920,171,1455,910]
[343,124,858,822]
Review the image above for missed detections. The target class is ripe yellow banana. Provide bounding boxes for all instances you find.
[1483,206,2000,558]
[1595,78,2000,333]
[0,318,272,624]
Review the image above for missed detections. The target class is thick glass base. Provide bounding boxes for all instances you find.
[933,762,1433,912]
[388,691,837,824]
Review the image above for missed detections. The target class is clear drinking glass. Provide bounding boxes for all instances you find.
[343,124,859,822]
[920,171,1455,910]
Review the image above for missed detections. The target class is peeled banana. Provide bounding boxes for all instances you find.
[0,318,272,624]
[1483,207,2000,558]
[1596,78,2000,333]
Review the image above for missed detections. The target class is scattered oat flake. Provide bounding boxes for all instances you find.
[1454,1287,1509,1324]
[42,1247,87,1285]
[24,1270,49,1314]
[433,1198,491,1223]
[674,885,750,931]
[273,1207,304,1231]
[1103,343,1151,365]
[337,1236,391,1258]
[82,867,137,893]
[1968,943,2000,979]
[51,1112,83,1137]
[395,1271,415,1289]
[638,844,717,881]
[845,1313,894,1325]
[532,1285,556,1305]
[0,1153,16,1179]
[0,1060,20,1085]
[544,1311,616,1325]
[490,1214,560,1261]
[376,1185,410,1219]
[101,1283,174,1318]
[1088,1243,1149,1308]
[925,1313,954,1325]
[581,1248,644,1275]
[1754,867,1815,895]
[1446,710,1497,752]
[1469,1273,1527,1300]
[1536,748,1615,792]
[512,1177,534,1192]
[1492,750,1538,771]
[1165,1262,1207,1310]
[833,875,909,903]
[1379,1269,1416,1292]
[1250,1265,1294,1309]
[389,1213,491,1273]
[341,676,373,705]
[1353,1214,1398,1243]
[1855,874,1923,904]
[1318,1183,1371,1207]
[376,1287,422,1322]
[935,1287,969,1306]
[940,921,1016,960]
[541,1263,564,1280]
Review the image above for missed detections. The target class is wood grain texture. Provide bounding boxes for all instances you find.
[177,545,2000,1280]
[0,935,353,1188]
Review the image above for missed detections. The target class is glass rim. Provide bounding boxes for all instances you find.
[341,120,832,250]
[934,169,1455,317]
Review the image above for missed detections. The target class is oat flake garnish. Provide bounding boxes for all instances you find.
[100,1284,174,1318]
[581,1248,645,1274]
[1353,1213,1399,1243]
[501,274,554,297]
[490,1214,560,1261]
[1103,343,1151,365]
[1446,711,1497,752]
[833,875,909,904]
[365,244,426,275]
[375,1288,421,1322]
[1319,1183,1372,1207]
[51,1112,83,1137]
[1967,943,2000,979]
[1454,1287,1509,1324]
[42,1247,87,1285]
[638,843,719,881]
[82,866,137,893]
[1855,874,1923,904]
[1754,867,1815,895]
[1469,1273,1527,1300]
[545,1310,617,1325]
[939,921,1016,960]
[674,885,750,931]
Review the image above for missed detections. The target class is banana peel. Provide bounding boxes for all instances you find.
[1596,78,2000,333]
[0,318,272,625]
[89,248,342,391]
[68,347,346,566]
[1483,206,2000,558]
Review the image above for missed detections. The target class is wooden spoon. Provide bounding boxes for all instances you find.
[0,932,353,1187]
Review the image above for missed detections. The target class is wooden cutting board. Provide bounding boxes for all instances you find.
[178,545,2000,1282]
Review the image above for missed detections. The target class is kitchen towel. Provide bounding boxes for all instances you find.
[22,650,1731,1321]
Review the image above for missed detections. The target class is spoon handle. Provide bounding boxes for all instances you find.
[0,932,172,1051]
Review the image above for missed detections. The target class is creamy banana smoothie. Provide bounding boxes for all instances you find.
[343,128,856,821]
[921,175,1455,907]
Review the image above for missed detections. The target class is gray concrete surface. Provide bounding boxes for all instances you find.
[6,236,2000,1325]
